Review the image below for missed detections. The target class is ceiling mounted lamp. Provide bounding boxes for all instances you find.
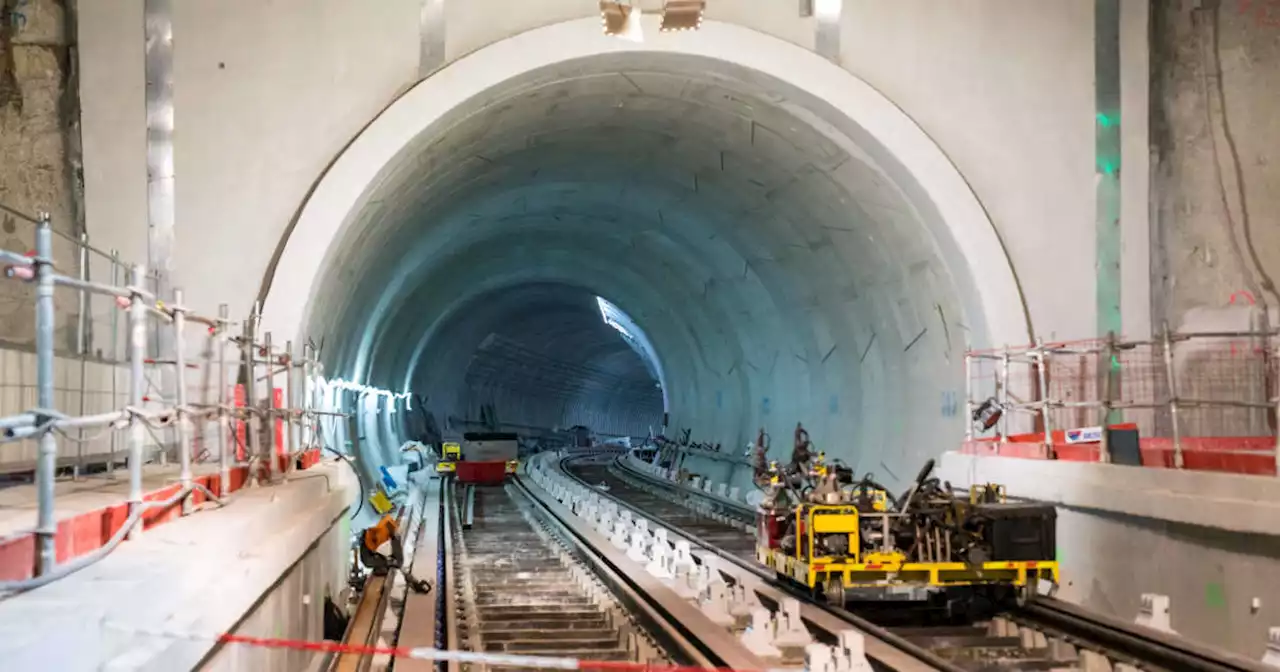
[660,0,705,32]
[601,1,644,42]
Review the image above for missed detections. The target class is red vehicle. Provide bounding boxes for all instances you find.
[453,432,519,484]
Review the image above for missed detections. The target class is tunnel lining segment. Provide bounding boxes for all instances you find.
[259,17,1028,357]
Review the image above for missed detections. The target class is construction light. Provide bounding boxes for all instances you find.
[601,1,644,42]
[660,0,705,32]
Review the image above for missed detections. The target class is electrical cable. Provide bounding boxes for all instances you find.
[0,482,226,594]
[321,443,365,521]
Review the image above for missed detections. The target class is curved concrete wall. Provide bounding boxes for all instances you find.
[266,23,1017,484]
[77,1,1154,487]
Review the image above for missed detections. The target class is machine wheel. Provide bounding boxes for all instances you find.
[824,579,846,610]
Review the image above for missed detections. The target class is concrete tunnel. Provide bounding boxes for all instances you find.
[8,2,1280,666]
[262,21,1028,500]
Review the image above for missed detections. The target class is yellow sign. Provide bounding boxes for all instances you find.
[369,489,394,515]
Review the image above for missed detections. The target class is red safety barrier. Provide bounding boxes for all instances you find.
[962,427,1278,476]
[0,447,324,582]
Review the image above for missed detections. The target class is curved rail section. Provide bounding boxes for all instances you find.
[528,451,944,672]
[573,450,1272,672]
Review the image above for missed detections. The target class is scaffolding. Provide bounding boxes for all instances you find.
[0,211,343,584]
[965,325,1280,475]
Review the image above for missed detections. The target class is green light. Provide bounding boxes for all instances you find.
[1096,112,1119,128]
[1098,160,1119,176]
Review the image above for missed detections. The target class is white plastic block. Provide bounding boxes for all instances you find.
[627,527,650,563]
[1262,627,1280,668]
[671,540,696,577]
[611,519,630,550]
[1135,593,1175,634]
[806,644,835,672]
[773,598,813,648]
[646,540,673,579]
[836,630,874,672]
[740,608,781,657]
[702,555,724,585]
[700,581,736,627]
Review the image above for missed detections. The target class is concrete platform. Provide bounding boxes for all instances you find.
[0,464,220,538]
[0,462,353,671]
[940,452,1280,659]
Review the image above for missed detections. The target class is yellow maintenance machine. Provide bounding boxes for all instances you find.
[755,456,1058,610]
[435,442,461,473]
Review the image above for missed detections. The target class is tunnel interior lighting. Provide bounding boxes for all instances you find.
[601,1,644,42]
[318,377,413,410]
[659,0,705,32]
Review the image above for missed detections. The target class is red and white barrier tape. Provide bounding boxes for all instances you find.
[104,623,786,672]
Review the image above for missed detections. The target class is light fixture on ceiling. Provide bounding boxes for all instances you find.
[659,0,705,32]
[601,1,644,42]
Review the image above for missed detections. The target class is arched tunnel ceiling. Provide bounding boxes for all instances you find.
[306,51,984,485]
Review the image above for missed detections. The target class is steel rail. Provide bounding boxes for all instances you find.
[559,453,953,672]
[1019,599,1272,672]
[510,473,764,671]
[395,480,446,672]
[594,451,1270,672]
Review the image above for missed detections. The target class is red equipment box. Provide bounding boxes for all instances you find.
[456,460,508,484]
[756,510,790,549]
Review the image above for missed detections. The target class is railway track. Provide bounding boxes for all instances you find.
[451,483,671,667]
[574,463,757,560]
[562,452,1269,672]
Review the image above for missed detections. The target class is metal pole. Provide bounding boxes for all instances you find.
[108,251,120,476]
[173,288,192,515]
[1161,323,1184,469]
[301,342,313,453]
[284,339,296,477]
[963,348,974,442]
[128,264,148,539]
[265,331,279,483]
[75,232,89,480]
[243,304,259,484]
[998,345,1010,445]
[33,214,58,575]
[1035,338,1054,458]
[1100,331,1116,464]
[218,304,230,495]
[1272,325,1279,478]
[1252,309,1266,435]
